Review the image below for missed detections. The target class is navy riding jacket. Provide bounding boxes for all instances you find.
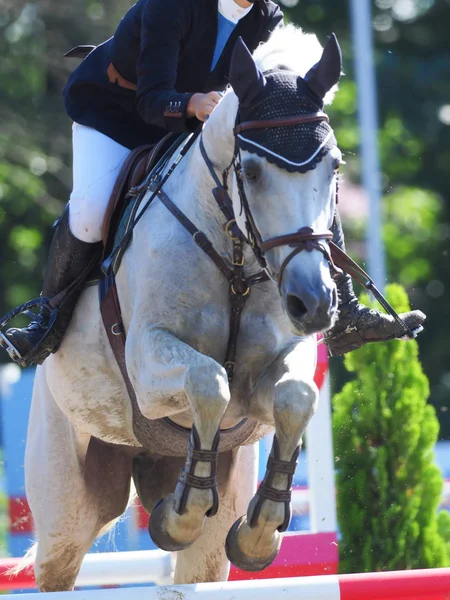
[63,0,283,149]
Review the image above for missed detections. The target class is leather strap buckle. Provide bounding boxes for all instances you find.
[231,281,250,296]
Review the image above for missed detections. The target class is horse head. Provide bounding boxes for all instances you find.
[205,28,343,336]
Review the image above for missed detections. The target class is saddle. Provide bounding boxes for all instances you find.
[101,132,176,262]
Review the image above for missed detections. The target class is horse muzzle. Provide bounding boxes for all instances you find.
[281,272,338,336]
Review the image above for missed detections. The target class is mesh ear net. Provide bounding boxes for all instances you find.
[237,70,337,173]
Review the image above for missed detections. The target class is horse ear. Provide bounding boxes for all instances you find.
[304,33,342,100]
[229,37,266,107]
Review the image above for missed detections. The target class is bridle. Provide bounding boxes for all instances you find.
[201,110,337,287]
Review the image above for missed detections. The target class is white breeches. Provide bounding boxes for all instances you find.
[69,123,131,243]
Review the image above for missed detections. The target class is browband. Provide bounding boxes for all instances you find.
[233,112,329,136]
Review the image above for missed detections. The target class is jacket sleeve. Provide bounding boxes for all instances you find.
[136,0,200,133]
[259,4,284,44]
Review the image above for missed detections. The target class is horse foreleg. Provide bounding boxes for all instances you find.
[174,444,258,584]
[225,337,318,572]
[128,328,230,552]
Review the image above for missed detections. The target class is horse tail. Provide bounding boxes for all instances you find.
[98,482,138,541]
[6,542,37,576]
[6,488,137,579]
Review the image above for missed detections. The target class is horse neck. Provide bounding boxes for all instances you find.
[163,124,238,260]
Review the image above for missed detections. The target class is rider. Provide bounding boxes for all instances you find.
[3,0,424,366]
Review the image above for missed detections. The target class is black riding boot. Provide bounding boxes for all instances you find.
[4,206,102,365]
[324,211,426,356]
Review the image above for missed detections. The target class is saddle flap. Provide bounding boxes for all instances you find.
[102,133,175,254]
[101,144,154,251]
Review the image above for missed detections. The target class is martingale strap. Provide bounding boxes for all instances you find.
[100,179,269,390]
[150,182,269,381]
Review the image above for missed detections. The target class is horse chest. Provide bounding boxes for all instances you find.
[165,288,288,370]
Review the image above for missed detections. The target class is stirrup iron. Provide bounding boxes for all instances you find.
[329,241,416,340]
[0,297,58,367]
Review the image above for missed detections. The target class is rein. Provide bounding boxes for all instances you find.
[124,116,337,383]
[151,169,269,383]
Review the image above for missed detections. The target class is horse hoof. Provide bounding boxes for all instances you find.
[225,515,282,572]
[148,497,194,552]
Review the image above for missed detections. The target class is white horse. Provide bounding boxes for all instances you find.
[24,25,342,591]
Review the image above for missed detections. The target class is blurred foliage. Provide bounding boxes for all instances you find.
[333,284,450,572]
[1,1,450,435]
[0,0,126,311]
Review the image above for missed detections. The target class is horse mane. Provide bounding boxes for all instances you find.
[253,24,339,105]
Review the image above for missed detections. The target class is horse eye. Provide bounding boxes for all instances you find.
[242,161,261,183]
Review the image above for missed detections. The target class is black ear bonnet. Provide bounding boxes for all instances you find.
[229,35,341,173]
[236,70,337,173]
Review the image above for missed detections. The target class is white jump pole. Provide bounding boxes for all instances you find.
[350,0,386,289]
[4,569,450,600]
[1,576,341,600]
[0,550,174,591]
[305,372,337,533]
[75,550,173,587]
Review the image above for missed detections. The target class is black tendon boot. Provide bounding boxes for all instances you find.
[324,212,426,356]
[4,206,102,365]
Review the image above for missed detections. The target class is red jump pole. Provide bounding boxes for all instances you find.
[339,568,450,600]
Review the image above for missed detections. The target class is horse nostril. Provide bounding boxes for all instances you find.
[286,293,308,319]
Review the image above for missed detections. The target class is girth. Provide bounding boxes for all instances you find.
[99,274,267,453]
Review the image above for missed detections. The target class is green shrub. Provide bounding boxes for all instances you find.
[333,284,450,572]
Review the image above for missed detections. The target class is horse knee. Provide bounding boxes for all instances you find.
[184,363,230,413]
[183,363,230,446]
[275,379,318,430]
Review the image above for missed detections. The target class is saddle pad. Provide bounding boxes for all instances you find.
[87,133,188,285]
[108,132,191,275]
[110,190,142,275]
